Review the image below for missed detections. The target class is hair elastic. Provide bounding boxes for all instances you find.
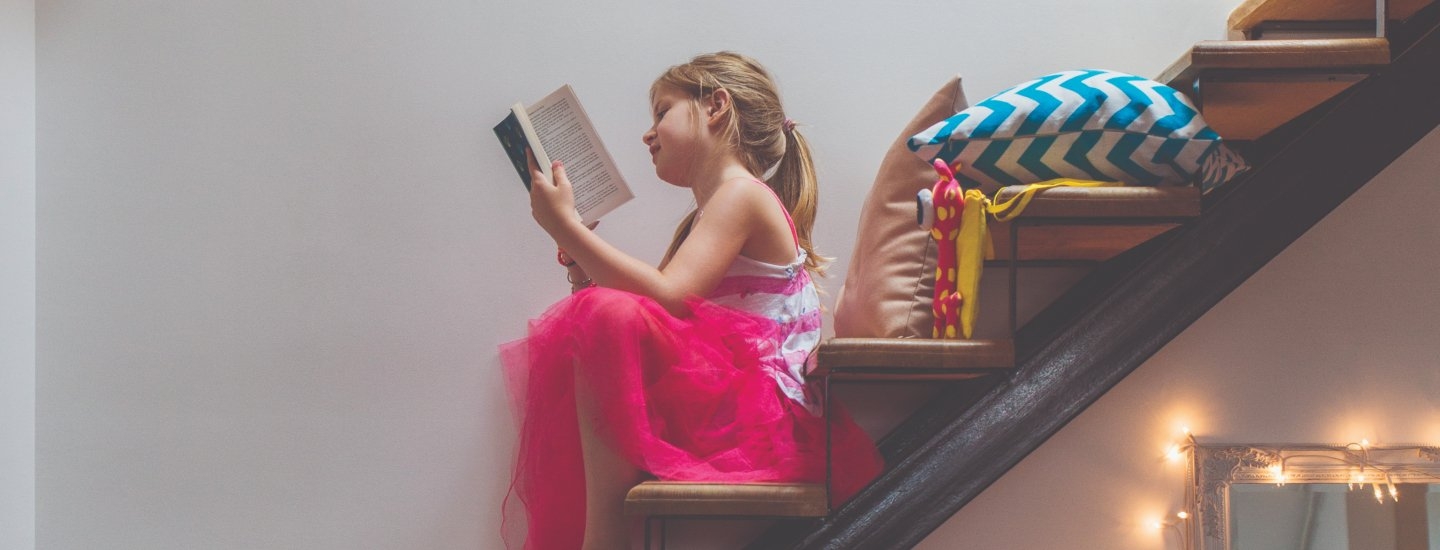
[782,118,796,133]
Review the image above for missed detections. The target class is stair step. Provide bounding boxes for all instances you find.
[992,185,1201,218]
[1229,0,1434,37]
[989,185,1200,262]
[624,481,828,517]
[814,338,1014,380]
[989,223,1182,262]
[1160,38,1390,81]
[1159,38,1390,140]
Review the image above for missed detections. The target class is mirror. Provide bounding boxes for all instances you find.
[1189,444,1440,550]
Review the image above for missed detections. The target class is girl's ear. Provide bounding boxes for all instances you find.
[705,89,732,127]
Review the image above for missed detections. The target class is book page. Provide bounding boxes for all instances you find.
[526,85,634,224]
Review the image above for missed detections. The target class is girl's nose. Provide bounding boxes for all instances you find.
[642,128,656,146]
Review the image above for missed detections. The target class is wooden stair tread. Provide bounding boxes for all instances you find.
[1229,0,1433,34]
[1157,38,1389,141]
[1157,37,1390,87]
[814,338,1014,380]
[993,185,1201,218]
[989,222,1183,262]
[624,481,828,517]
[1195,77,1365,140]
[986,185,1198,262]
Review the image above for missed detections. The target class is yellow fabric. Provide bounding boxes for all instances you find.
[987,179,1120,222]
[954,188,990,338]
[950,178,1120,338]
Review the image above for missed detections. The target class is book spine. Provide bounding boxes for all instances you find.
[513,103,552,180]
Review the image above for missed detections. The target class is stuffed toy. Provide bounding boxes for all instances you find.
[915,159,962,338]
[916,159,988,339]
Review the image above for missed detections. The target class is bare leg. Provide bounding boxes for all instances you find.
[575,365,646,550]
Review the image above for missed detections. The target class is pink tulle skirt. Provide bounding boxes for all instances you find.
[499,287,883,550]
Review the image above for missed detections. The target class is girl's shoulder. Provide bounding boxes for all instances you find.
[712,176,772,198]
[701,179,773,222]
[711,177,783,214]
[704,178,798,265]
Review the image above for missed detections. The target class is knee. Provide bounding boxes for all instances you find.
[568,287,655,327]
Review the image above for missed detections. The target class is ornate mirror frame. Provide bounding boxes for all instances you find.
[1187,443,1440,550]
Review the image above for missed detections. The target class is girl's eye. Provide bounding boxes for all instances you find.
[654,109,668,121]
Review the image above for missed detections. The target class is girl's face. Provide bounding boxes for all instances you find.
[642,86,708,186]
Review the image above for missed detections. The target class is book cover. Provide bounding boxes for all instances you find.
[493,110,538,191]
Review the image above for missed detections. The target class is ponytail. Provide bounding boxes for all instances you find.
[769,125,827,277]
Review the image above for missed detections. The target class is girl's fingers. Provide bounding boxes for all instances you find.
[525,149,565,193]
[527,159,581,232]
[552,160,570,190]
[525,148,542,179]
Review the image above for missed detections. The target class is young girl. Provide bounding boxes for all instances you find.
[501,52,883,550]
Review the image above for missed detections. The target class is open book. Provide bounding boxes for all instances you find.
[494,84,634,225]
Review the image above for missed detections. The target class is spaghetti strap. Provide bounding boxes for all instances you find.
[748,179,801,252]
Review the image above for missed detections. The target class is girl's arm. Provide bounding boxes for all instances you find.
[529,161,759,314]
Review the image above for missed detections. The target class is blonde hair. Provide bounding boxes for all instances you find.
[653,51,827,276]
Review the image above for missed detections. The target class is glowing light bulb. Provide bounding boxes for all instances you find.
[1152,519,1165,530]
[1177,511,1190,520]
[1269,464,1286,484]
[1166,444,1184,461]
[1375,484,1385,503]
[1362,439,1371,448]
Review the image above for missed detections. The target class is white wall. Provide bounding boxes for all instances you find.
[2,1,36,549]
[42,0,1431,548]
[920,125,1440,549]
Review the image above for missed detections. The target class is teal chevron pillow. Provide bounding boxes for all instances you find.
[908,69,1248,192]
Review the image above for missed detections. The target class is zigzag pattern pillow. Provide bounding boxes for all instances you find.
[908,69,1248,192]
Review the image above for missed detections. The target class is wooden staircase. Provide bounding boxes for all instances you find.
[745,0,1440,547]
[625,1,1440,548]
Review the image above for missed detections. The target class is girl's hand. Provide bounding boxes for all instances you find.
[528,153,583,236]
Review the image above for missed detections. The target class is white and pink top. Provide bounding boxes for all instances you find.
[704,193,822,413]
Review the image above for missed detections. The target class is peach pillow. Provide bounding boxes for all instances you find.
[834,75,969,338]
